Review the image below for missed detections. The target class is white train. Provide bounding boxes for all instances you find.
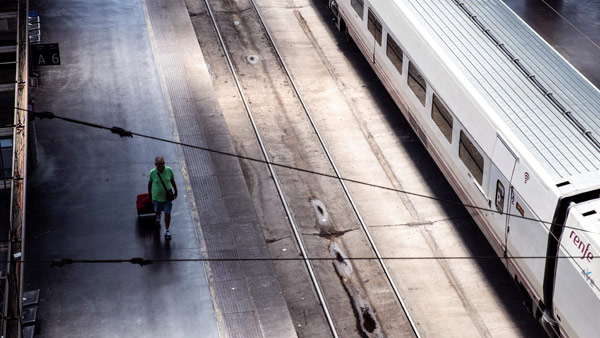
[329,0,600,337]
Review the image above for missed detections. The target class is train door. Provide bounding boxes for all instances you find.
[487,135,517,253]
[366,6,382,62]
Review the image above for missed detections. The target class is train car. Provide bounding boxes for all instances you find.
[328,0,600,337]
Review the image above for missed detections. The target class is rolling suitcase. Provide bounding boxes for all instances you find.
[136,193,154,219]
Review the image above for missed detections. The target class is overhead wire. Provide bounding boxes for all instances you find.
[16,109,600,292]
[17,108,600,236]
[18,109,600,295]
[539,0,600,54]
[18,254,600,267]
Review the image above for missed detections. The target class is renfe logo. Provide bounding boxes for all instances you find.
[570,231,594,262]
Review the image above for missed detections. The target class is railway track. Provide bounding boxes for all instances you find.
[202,0,339,336]
[199,0,421,336]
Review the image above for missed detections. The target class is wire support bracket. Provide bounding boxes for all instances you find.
[109,126,133,138]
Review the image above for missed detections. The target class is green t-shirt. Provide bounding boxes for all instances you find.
[148,167,174,202]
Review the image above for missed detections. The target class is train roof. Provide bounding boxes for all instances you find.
[385,0,600,181]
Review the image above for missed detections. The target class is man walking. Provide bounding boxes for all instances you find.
[148,156,178,239]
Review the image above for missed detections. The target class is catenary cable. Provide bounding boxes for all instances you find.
[34,255,600,293]
[15,254,600,267]
[19,108,600,235]
[26,107,598,293]
[23,108,600,298]
[539,0,600,53]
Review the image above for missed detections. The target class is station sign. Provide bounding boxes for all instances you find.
[31,43,60,66]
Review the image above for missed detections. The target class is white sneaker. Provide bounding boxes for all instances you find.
[164,230,172,240]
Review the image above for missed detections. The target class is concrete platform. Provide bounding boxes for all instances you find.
[24,0,219,336]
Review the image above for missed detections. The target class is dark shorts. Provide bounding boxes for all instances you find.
[152,200,172,214]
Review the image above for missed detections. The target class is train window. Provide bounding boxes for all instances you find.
[351,0,364,19]
[408,62,426,106]
[367,9,382,45]
[432,94,453,142]
[495,180,505,213]
[459,130,484,185]
[386,36,403,74]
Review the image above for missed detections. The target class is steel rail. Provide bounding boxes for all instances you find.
[201,1,339,337]
[248,1,421,337]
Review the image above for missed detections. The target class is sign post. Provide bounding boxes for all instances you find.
[31,43,60,66]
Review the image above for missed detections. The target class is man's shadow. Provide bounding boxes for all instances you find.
[136,215,172,258]
[136,215,163,246]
